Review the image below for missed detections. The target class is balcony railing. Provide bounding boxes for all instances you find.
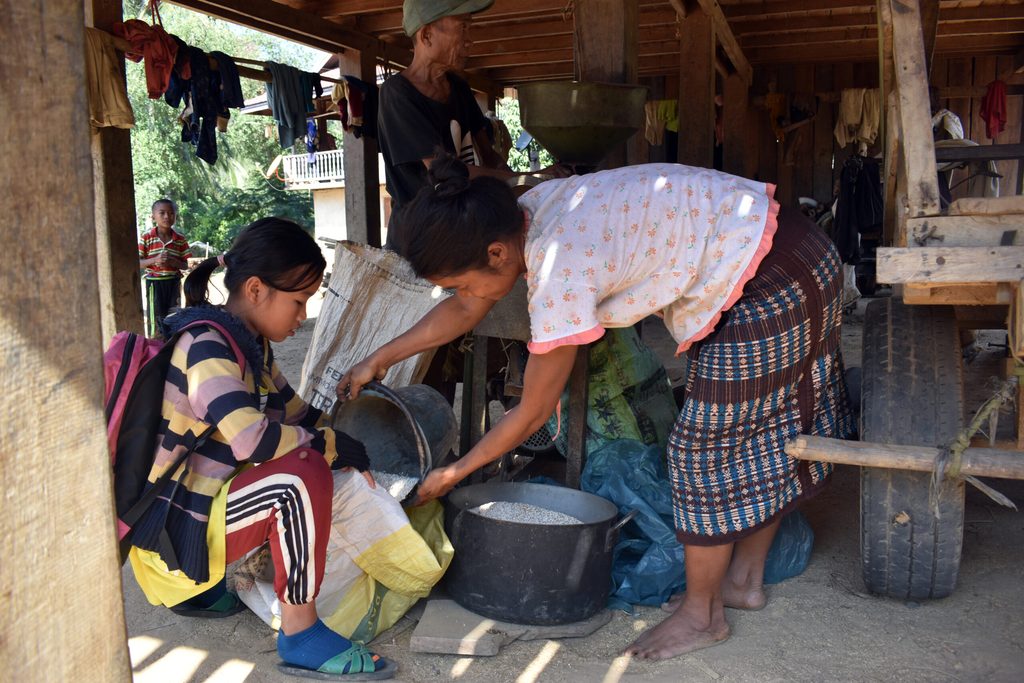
[281,149,345,189]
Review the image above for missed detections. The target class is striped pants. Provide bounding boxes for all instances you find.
[223,448,333,605]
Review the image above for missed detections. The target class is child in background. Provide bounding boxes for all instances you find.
[139,198,191,338]
[127,217,397,680]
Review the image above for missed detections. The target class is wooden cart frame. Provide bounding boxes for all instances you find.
[786,0,1024,600]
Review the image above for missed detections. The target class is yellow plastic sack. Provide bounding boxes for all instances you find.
[233,469,453,643]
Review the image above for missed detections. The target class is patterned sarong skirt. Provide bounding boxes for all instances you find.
[668,207,856,545]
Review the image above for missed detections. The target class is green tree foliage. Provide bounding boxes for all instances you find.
[495,96,555,172]
[124,0,325,250]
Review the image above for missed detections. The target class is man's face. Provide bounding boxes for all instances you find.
[425,15,472,69]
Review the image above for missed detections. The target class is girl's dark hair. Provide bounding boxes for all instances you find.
[184,217,326,306]
[395,154,524,278]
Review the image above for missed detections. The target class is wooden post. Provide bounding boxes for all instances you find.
[88,0,142,344]
[677,8,715,168]
[1,2,131,680]
[722,73,749,177]
[573,0,639,169]
[885,0,940,219]
[339,48,382,247]
[812,64,835,203]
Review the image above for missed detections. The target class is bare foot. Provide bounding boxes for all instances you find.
[662,580,766,612]
[624,607,730,660]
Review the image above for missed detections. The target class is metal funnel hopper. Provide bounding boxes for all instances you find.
[517,81,648,166]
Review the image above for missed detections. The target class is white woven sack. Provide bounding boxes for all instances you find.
[298,241,451,412]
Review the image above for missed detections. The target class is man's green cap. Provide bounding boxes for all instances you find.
[403,0,494,37]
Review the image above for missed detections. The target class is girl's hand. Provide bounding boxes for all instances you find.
[336,356,388,402]
[414,465,462,505]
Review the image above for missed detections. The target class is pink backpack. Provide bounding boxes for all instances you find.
[103,320,245,562]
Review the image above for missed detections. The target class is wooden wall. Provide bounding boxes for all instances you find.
[644,55,1022,210]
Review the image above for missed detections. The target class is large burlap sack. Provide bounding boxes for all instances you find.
[299,242,451,411]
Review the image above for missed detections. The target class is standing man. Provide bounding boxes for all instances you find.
[380,0,520,251]
[139,198,191,338]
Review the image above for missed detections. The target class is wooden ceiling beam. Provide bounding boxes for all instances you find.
[471,47,572,69]
[299,0,402,16]
[691,0,753,84]
[724,0,872,20]
[745,33,1024,64]
[731,5,1024,36]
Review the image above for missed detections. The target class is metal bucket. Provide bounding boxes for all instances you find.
[445,482,636,625]
[332,382,457,501]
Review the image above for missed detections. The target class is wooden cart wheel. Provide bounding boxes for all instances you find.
[859,298,966,599]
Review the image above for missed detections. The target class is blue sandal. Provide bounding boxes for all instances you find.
[277,643,397,680]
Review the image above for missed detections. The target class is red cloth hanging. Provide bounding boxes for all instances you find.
[979,80,1007,140]
[112,20,178,99]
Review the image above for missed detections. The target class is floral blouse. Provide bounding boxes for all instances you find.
[519,163,779,355]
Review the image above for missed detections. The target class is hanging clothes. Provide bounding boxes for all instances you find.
[833,88,880,150]
[980,80,1008,140]
[84,27,135,129]
[113,19,178,99]
[209,51,244,109]
[643,99,678,146]
[333,76,378,139]
[265,61,308,148]
[832,155,883,264]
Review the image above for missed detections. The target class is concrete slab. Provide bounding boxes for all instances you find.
[409,599,612,656]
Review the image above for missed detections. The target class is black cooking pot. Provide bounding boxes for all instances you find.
[444,482,636,625]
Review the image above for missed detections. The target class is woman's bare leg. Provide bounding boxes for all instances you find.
[662,519,782,613]
[625,543,732,660]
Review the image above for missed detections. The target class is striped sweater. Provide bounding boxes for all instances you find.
[131,305,341,582]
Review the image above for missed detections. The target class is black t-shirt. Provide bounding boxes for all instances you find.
[378,72,487,245]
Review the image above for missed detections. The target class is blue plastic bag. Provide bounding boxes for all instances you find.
[580,439,814,607]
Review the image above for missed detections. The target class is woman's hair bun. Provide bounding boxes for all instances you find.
[428,153,471,198]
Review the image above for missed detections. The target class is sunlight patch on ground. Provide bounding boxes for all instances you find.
[205,658,256,682]
[128,636,163,668]
[632,619,648,632]
[449,656,475,678]
[515,641,561,683]
[601,654,633,683]
[133,645,207,682]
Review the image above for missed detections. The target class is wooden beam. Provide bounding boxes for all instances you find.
[935,143,1024,163]
[920,0,940,74]
[88,1,143,344]
[167,0,503,95]
[722,73,749,177]
[2,1,131,679]
[724,0,867,19]
[690,0,753,84]
[903,282,1015,305]
[887,0,940,218]
[877,246,1024,284]
[340,48,381,248]
[573,0,639,168]
[678,8,715,168]
[787,435,1024,480]
[907,215,1024,248]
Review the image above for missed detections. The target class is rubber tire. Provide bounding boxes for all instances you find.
[859,298,965,600]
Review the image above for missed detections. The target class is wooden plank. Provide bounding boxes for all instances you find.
[722,73,749,177]
[888,0,940,217]
[903,282,1014,305]
[948,196,1024,216]
[878,246,1024,284]
[907,214,1024,247]
[812,64,835,202]
[774,66,796,206]
[786,435,1024,480]
[340,48,382,247]
[89,5,143,345]
[995,55,1023,196]
[564,346,590,489]
[791,64,815,199]
[920,0,939,75]
[677,8,715,168]
[692,0,753,84]
[1,1,131,680]
[574,0,639,169]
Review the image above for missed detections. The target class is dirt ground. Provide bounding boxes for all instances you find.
[123,293,1024,682]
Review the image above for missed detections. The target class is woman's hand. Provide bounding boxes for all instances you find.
[414,465,462,505]
[336,355,388,402]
